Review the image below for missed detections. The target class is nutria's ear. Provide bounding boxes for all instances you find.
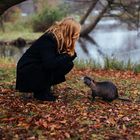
[83,76,96,87]
[84,76,92,81]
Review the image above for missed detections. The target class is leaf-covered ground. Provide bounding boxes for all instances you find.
[0,63,140,140]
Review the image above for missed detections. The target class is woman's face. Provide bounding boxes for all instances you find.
[73,23,81,40]
[73,33,80,41]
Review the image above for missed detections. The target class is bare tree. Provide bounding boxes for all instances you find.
[80,0,113,37]
[80,0,98,24]
[0,16,5,32]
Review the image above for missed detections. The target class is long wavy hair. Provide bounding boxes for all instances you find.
[46,18,81,56]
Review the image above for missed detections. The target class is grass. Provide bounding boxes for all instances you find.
[104,57,133,70]
[0,58,140,139]
[75,58,140,73]
[0,20,42,41]
[0,31,42,41]
[74,59,102,69]
[104,57,140,73]
[0,58,16,84]
[0,57,15,64]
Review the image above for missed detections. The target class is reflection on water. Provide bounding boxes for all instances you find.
[0,19,140,65]
[0,45,28,63]
[76,21,140,65]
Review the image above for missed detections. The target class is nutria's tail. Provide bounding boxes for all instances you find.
[118,97,132,102]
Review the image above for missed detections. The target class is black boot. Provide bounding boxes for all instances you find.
[33,87,57,101]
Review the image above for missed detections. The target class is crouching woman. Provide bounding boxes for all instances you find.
[16,18,81,101]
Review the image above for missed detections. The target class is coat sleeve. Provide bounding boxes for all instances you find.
[40,34,73,70]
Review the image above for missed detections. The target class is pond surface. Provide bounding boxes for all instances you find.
[76,19,140,65]
[0,19,140,65]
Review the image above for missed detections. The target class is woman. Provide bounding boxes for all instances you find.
[16,18,81,101]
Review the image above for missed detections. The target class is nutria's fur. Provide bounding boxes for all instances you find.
[84,76,131,102]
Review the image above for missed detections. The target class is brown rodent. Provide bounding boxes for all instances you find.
[83,76,131,102]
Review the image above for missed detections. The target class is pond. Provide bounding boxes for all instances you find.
[0,19,140,65]
[76,19,140,65]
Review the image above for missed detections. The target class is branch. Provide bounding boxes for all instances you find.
[80,0,112,37]
[0,0,27,16]
[80,0,98,25]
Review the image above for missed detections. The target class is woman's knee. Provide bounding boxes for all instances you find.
[62,61,74,74]
[55,61,74,76]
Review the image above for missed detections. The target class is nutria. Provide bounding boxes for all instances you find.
[83,76,131,102]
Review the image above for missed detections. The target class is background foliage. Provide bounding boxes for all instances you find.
[31,6,67,32]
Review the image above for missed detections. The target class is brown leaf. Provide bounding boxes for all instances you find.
[35,119,48,128]
[64,132,70,138]
[60,120,67,124]
[49,124,61,131]
[17,122,30,129]
[106,117,116,125]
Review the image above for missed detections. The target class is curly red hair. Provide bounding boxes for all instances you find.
[46,17,81,56]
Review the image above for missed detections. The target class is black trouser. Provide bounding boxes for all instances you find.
[34,61,74,99]
[51,61,74,85]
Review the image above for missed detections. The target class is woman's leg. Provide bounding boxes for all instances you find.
[33,86,57,101]
[33,61,74,101]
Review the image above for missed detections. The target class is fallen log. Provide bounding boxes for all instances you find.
[0,37,35,47]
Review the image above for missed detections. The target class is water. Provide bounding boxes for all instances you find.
[0,45,27,62]
[76,19,140,65]
[0,19,140,65]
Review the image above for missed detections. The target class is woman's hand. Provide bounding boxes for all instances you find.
[70,52,77,61]
[58,52,77,61]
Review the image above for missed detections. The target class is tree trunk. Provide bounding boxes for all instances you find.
[0,16,5,32]
[0,0,27,15]
[80,0,113,37]
[80,0,98,25]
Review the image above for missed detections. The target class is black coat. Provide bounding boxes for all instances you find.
[16,33,75,92]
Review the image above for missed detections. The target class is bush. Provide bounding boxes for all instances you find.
[104,57,125,70]
[133,64,140,74]
[3,20,32,32]
[31,6,67,32]
[104,57,136,71]
[74,59,102,69]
